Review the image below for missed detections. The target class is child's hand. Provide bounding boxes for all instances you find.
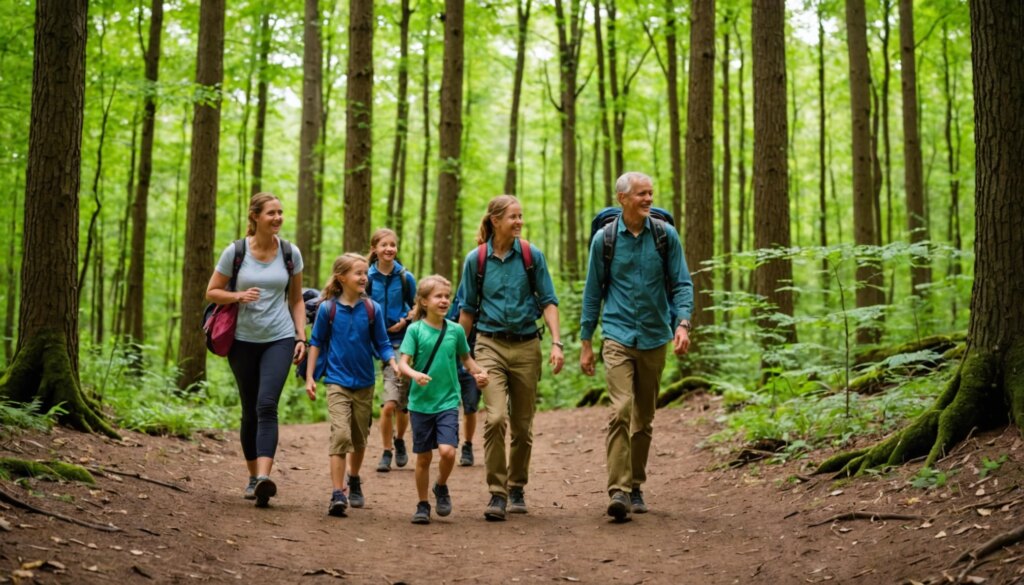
[305,379,317,401]
[413,372,431,386]
[474,371,489,388]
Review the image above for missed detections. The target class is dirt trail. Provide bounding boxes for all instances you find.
[2,396,1023,584]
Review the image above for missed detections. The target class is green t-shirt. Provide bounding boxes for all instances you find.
[399,319,471,414]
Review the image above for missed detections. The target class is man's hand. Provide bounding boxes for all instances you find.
[549,345,564,374]
[673,325,690,356]
[305,379,317,401]
[579,341,596,376]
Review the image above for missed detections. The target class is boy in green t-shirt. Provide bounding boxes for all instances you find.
[399,275,489,525]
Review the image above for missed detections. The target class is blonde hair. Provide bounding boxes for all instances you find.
[413,275,452,319]
[476,195,521,245]
[247,192,280,236]
[367,227,399,266]
[322,253,368,300]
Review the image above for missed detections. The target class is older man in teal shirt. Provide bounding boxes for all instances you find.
[580,171,694,522]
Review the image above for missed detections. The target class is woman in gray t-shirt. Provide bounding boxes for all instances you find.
[205,193,306,508]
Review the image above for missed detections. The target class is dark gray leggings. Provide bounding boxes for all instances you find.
[227,338,294,461]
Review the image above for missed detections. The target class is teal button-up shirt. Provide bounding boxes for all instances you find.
[580,217,694,350]
[459,238,559,336]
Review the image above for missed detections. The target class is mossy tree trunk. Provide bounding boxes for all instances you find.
[818,1,1024,476]
[0,0,117,438]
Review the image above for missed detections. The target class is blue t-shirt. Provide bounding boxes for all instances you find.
[367,261,417,346]
[309,297,395,389]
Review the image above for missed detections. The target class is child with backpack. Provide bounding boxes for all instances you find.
[398,275,489,524]
[305,253,398,518]
[365,228,418,472]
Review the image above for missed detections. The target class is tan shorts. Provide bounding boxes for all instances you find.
[327,384,374,455]
[379,361,410,410]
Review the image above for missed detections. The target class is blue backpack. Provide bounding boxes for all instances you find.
[590,206,676,303]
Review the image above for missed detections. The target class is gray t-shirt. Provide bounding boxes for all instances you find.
[215,238,304,343]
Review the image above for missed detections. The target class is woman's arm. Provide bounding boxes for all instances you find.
[206,271,259,305]
[289,272,306,363]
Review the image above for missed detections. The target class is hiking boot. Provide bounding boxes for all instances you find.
[630,487,648,514]
[459,442,474,467]
[484,495,507,522]
[433,483,452,517]
[508,486,528,514]
[253,475,276,508]
[376,449,393,472]
[243,476,258,500]
[411,501,431,525]
[607,490,631,522]
[394,437,409,467]
[328,489,348,517]
[347,475,364,508]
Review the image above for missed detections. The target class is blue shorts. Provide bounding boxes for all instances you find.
[410,408,460,454]
[458,367,481,414]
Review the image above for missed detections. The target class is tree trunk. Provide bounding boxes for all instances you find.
[176,0,225,391]
[124,0,163,352]
[386,0,412,230]
[721,23,732,300]
[666,0,682,239]
[416,23,431,277]
[314,1,339,285]
[3,186,18,361]
[606,0,621,179]
[0,0,116,436]
[899,0,930,293]
[432,0,464,279]
[817,3,829,297]
[685,0,715,333]
[297,0,322,270]
[502,0,531,196]
[845,0,883,344]
[942,21,962,324]
[112,109,138,340]
[734,19,748,263]
[343,0,373,253]
[251,11,270,195]
[881,0,893,248]
[593,1,613,207]
[752,0,796,344]
[553,0,583,280]
[818,0,1024,476]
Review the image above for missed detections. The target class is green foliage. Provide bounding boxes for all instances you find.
[910,466,954,490]
[978,455,1007,479]
[0,457,95,484]
[0,398,64,435]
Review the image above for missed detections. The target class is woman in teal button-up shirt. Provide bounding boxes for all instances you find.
[457,195,564,521]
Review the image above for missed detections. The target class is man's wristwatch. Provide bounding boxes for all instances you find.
[678,320,691,332]
[552,341,564,349]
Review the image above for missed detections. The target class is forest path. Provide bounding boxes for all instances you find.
[3,396,1023,583]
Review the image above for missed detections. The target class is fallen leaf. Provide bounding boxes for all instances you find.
[86,565,99,572]
[43,560,66,571]
[562,578,580,582]
[130,549,145,556]
[11,570,34,579]
[50,536,66,545]
[954,526,972,535]
[977,508,993,517]
[963,576,986,584]
[21,560,44,570]
[0,517,11,531]
[132,565,153,579]
[829,490,844,497]
[935,531,947,539]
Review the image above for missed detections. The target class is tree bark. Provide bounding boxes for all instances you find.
[124,0,164,351]
[0,0,116,436]
[432,0,464,279]
[177,0,225,391]
[752,0,796,344]
[898,0,930,293]
[666,0,682,237]
[881,0,893,248]
[685,0,715,333]
[734,19,748,263]
[593,2,613,207]
[817,3,829,296]
[606,0,621,179]
[845,0,884,344]
[297,0,322,271]
[553,0,584,280]
[416,23,432,277]
[343,0,373,253]
[386,0,412,229]
[942,21,962,324]
[721,22,732,300]
[251,11,270,195]
[3,186,17,361]
[503,0,531,196]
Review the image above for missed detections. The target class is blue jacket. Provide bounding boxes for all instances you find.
[310,298,395,389]
[367,260,417,346]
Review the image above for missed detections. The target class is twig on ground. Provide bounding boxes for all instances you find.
[953,525,1024,565]
[0,484,121,532]
[86,466,189,492]
[808,511,925,527]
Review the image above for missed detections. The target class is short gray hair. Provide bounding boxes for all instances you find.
[615,171,652,196]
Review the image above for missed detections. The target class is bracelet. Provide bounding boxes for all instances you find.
[552,341,564,349]
[296,339,309,346]
[678,321,692,332]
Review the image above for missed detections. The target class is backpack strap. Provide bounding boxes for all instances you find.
[474,243,488,322]
[229,239,246,292]
[649,218,673,300]
[518,239,539,300]
[363,297,375,340]
[279,238,295,295]
[421,319,448,374]
[399,268,414,308]
[600,218,618,298]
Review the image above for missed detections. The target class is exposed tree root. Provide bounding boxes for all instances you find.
[0,457,95,483]
[0,330,119,438]
[86,465,189,492]
[808,511,926,527]
[575,387,609,407]
[0,483,120,532]
[656,376,716,408]
[953,525,1024,565]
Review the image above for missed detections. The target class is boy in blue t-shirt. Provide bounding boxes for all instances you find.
[399,276,488,524]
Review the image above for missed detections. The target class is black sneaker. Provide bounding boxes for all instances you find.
[253,476,276,508]
[508,486,528,514]
[347,475,364,508]
[411,501,431,524]
[607,490,631,522]
[394,437,409,468]
[459,442,474,467]
[328,490,348,517]
[433,483,452,517]
[243,476,258,500]
[376,449,393,472]
[630,487,648,514]
[484,495,507,522]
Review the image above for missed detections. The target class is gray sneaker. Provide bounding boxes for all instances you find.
[484,495,507,521]
[328,490,348,517]
[243,476,258,500]
[253,475,277,508]
[347,475,364,508]
[394,437,409,467]
[607,490,631,522]
[376,449,393,472]
[508,486,528,514]
[459,442,474,466]
[411,501,431,524]
[433,483,452,517]
[630,488,648,514]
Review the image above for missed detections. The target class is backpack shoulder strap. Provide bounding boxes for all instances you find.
[229,239,246,292]
[474,243,488,319]
[399,268,413,308]
[649,218,673,299]
[518,239,538,298]
[279,239,294,276]
[363,297,375,324]
[600,218,618,297]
